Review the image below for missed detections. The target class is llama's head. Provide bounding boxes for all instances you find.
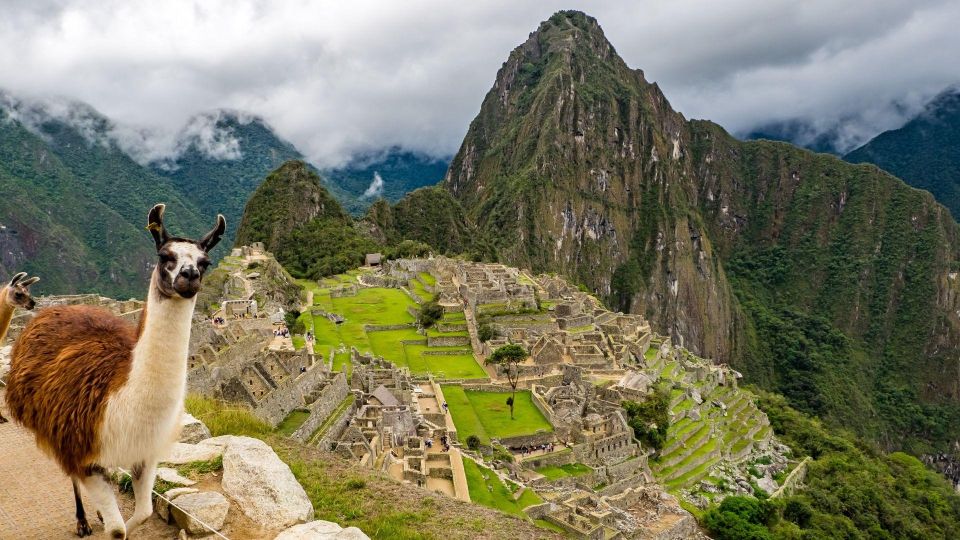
[3,272,39,310]
[147,203,226,300]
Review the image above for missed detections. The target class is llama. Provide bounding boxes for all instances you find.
[0,271,39,423]
[5,204,224,539]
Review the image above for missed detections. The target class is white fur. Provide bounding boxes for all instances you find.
[91,257,200,536]
[167,241,206,285]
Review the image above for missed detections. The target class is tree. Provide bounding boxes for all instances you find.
[465,435,481,451]
[418,300,444,328]
[622,384,671,451]
[485,344,527,420]
[478,323,497,342]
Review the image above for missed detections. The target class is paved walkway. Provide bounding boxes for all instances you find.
[0,389,176,539]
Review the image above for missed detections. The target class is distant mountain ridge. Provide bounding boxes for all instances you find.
[0,91,447,296]
[844,87,960,217]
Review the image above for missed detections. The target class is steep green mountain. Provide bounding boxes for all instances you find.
[845,88,960,218]
[234,161,482,278]
[234,161,381,278]
[437,11,960,451]
[323,147,449,212]
[0,96,207,297]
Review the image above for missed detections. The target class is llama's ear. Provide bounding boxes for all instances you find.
[147,203,170,251]
[19,276,39,287]
[199,214,226,253]
[8,272,26,287]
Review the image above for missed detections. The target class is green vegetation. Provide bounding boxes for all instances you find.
[845,89,960,219]
[702,496,779,540]
[623,384,670,451]
[418,300,444,328]
[276,409,311,436]
[296,278,485,379]
[694,391,960,538]
[443,386,552,445]
[0,101,211,297]
[534,462,592,480]
[462,457,543,518]
[485,344,527,419]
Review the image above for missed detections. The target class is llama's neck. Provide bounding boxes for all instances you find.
[128,274,197,396]
[0,288,13,345]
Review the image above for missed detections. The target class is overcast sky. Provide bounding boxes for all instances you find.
[1,0,957,165]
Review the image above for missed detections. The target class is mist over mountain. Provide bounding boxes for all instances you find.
[845,87,960,218]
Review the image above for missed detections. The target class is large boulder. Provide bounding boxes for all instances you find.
[274,520,370,540]
[215,436,313,528]
[180,412,213,443]
[170,491,230,535]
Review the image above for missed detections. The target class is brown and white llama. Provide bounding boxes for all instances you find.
[5,204,224,539]
[0,271,39,423]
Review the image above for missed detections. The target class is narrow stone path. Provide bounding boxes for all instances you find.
[0,389,177,539]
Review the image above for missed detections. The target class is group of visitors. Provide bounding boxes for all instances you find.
[515,442,555,456]
[211,316,225,325]
[273,327,291,338]
[424,434,452,452]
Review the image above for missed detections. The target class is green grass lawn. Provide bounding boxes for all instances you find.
[410,278,435,302]
[534,462,592,480]
[276,409,311,436]
[295,282,486,380]
[443,386,553,445]
[462,457,543,518]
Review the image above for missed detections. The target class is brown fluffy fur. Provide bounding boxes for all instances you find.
[6,305,137,476]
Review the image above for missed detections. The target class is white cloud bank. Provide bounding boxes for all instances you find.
[0,0,957,165]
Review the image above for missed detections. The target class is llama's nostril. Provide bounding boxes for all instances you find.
[180,267,200,280]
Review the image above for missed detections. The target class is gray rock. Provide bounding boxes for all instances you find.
[156,487,199,522]
[157,467,196,487]
[218,436,313,528]
[757,475,779,495]
[179,413,213,444]
[164,442,224,465]
[171,491,230,535]
[274,520,371,540]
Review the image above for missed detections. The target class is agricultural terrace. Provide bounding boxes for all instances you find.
[443,386,553,445]
[293,272,486,380]
[462,457,543,518]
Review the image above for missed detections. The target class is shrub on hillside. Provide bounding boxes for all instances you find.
[418,301,444,328]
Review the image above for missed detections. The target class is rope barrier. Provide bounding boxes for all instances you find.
[117,467,232,540]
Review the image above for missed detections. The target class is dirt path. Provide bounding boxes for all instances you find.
[0,389,178,539]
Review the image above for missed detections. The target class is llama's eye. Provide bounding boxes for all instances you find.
[159,253,174,265]
[198,260,210,271]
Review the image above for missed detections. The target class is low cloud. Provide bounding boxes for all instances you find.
[0,1,957,164]
[362,172,385,198]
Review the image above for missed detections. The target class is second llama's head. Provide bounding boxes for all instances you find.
[4,272,39,310]
[147,203,226,300]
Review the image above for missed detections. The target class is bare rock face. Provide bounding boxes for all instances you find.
[274,520,370,540]
[214,435,314,528]
[179,412,213,443]
[170,491,230,535]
